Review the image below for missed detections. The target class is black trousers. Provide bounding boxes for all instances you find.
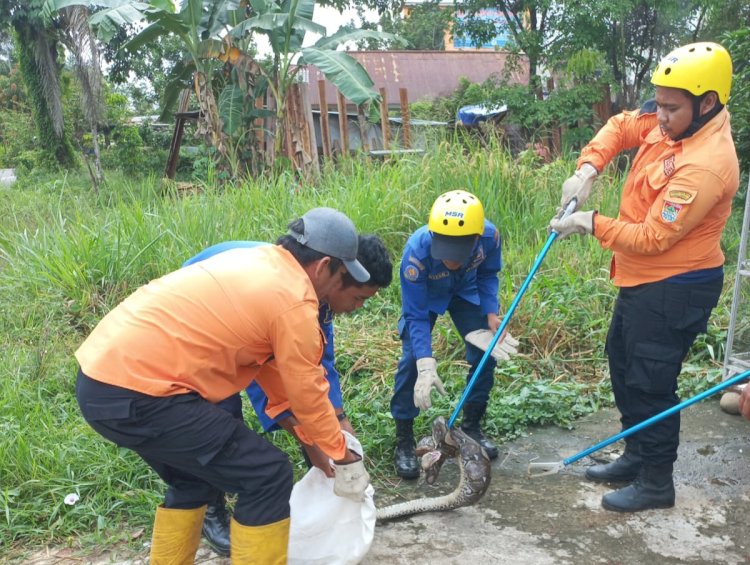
[605,276,722,466]
[76,370,293,526]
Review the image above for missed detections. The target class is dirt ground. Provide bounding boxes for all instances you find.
[10,399,750,565]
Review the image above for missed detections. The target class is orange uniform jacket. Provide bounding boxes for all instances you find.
[75,245,346,460]
[579,107,739,287]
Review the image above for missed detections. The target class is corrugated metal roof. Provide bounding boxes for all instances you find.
[306,50,529,108]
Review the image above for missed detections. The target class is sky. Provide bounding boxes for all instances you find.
[254,6,379,56]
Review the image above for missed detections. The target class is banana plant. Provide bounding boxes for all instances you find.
[230,0,404,160]
[43,0,402,172]
[43,0,246,170]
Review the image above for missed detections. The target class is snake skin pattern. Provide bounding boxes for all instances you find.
[376,416,491,521]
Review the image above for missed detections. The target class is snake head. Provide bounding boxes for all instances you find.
[431,416,449,446]
[415,435,437,456]
[421,449,446,484]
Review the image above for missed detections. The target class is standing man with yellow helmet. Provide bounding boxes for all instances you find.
[391,189,518,478]
[549,42,739,512]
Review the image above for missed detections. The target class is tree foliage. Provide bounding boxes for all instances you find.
[11,4,78,169]
[722,27,750,173]
[390,1,453,51]
[454,0,556,91]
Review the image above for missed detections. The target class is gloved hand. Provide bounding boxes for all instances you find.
[414,357,445,410]
[465,329,519,361]
[560,163,598,212]
[549,210,596,240]
[333,457,371,501]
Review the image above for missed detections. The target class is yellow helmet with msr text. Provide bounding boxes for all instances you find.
[651,42,732,104]
[428,190,485,263]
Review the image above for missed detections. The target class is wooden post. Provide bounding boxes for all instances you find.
[357,105,369,153]
[254,95,265,152]
[379,87,390,151]
[317,80,331,158]
[299,82,319,173]
[164,89,192,179]
[337,90,349,155]
[399,88,411,149]
[283,86,297,168]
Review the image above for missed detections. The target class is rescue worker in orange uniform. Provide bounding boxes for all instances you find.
[75,208,372,563]
[549,42,739,512]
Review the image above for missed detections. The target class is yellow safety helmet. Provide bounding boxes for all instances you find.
[428,190,485,262]
[651,42,732,104]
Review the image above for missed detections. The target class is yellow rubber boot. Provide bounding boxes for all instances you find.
[149,505,207,565]
[230,516,290,565]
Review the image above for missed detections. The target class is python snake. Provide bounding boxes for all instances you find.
[375,416,492,521]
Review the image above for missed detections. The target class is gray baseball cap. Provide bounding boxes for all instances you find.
[290,207,370,283]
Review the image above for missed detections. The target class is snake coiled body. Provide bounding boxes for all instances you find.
[376,416,491,521]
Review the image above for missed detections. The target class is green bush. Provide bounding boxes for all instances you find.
[723,28,750,173]
[109,126,144,176]
[409,74,606,154]
[0,109,35,167]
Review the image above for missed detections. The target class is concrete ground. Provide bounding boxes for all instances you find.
[13,399,750,564]
[365,400,750,565]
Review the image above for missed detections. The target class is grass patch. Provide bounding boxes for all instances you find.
[0,138,743,552]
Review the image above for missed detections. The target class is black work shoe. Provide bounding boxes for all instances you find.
[460,427,499,460]
[394,443,420,479]
[202,502,231,556]
[601,466,675,512]
[585,452,641,484]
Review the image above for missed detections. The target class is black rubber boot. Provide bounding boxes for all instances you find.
[394,419,420,479]
[460,402,498,460]
[601,464,675,512]
[585,440,642,484]
[202,496,231,556]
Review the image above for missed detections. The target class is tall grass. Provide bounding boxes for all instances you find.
[0,139,744,556]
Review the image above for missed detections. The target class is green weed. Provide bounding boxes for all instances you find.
[0,140,743,553]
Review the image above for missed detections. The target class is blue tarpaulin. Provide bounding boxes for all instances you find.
[456,104,508,126]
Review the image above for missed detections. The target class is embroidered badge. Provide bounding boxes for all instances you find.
[661,201,683,222]
[666,188,695,203]
[403,265,419,282]
[408,255,425,270]
[663,155,675,177]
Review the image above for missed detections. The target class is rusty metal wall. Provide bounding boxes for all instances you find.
[306,50,529,109]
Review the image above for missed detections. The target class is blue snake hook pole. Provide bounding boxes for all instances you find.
[448,198,578,428]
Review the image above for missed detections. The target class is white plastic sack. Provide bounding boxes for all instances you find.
[288,433,376,565]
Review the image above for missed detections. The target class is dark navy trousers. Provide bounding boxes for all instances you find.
[606,277,722,465]
[76,370,293,526]
[391,296,496,420]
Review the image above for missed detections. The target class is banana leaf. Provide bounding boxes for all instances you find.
[300,48,380,107]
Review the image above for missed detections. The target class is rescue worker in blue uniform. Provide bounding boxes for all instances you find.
[392,190,518,478]
[183,234,392,555]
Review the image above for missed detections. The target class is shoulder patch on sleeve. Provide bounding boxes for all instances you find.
[408,255,425,270]
[403,264,420,282]
[666,188,697,204]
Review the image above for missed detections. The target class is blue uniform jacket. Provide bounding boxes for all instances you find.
[183,241,341,432]
[399,221,502,360]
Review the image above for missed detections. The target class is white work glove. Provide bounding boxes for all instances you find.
[560,163,598,212]
[549,210,596,240]
[333,457,371,502]
[414,357,445,410]
[465,329,519,361]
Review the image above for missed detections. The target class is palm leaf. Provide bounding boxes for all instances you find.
[41,0,150,42]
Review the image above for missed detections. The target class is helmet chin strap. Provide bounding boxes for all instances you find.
[672,94,723,141]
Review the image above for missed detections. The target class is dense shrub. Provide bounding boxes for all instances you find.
[408,73,607,155]
[0,109,35,168]
[723,28,750,173]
